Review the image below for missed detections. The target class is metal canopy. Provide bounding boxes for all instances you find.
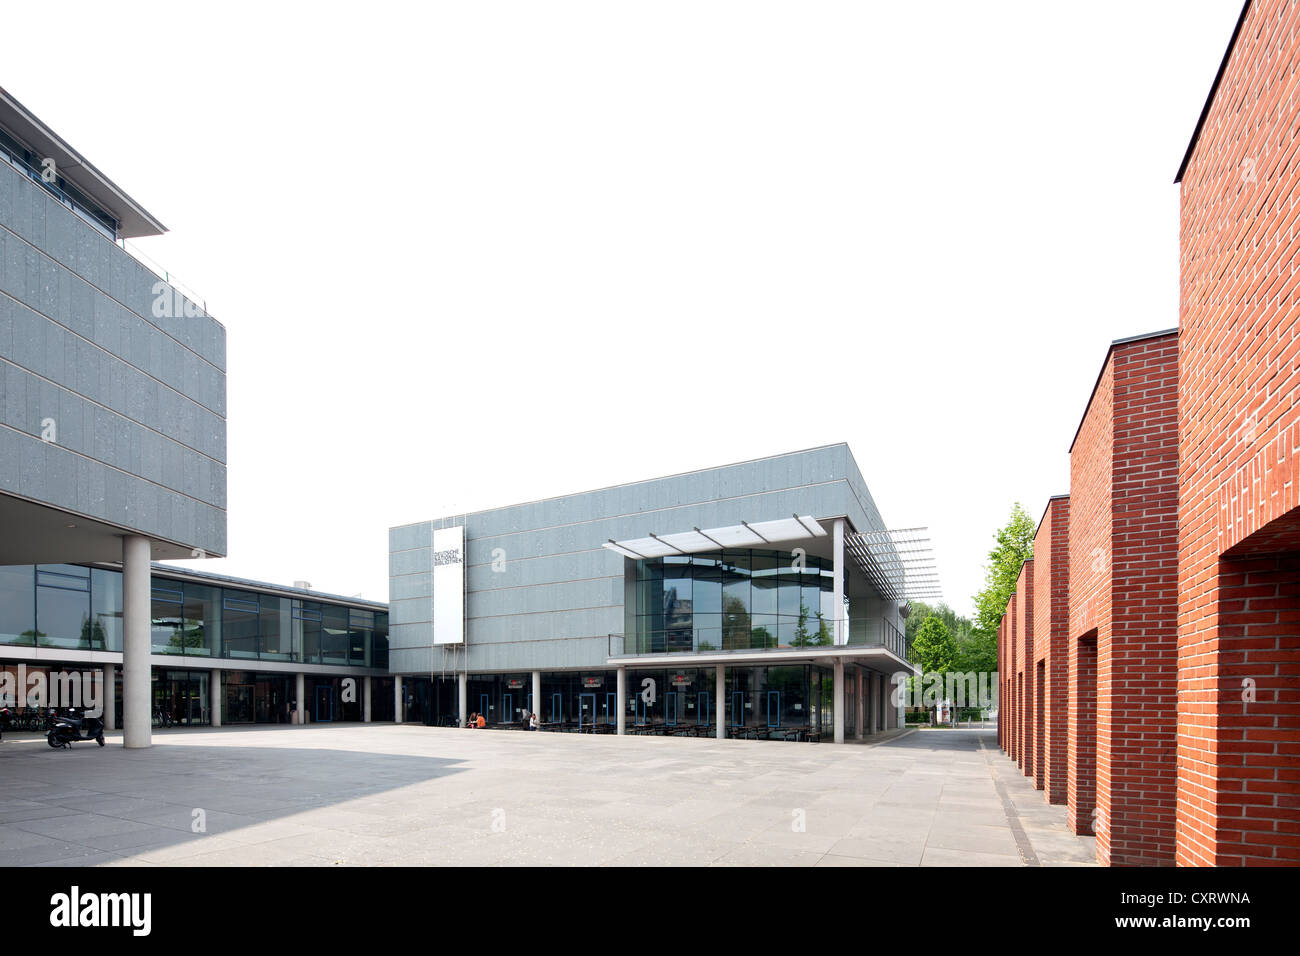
[604,514,827,559]
[843,527,943,602]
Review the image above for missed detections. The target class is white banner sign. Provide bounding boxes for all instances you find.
[432,525,465,645]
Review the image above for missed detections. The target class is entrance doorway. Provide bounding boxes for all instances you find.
[316,684,333,722]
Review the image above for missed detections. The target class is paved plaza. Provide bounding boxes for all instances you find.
[0,725,1096,866]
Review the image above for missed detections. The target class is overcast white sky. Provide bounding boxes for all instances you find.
[6,0,1243,614]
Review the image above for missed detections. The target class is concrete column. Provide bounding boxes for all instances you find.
[102,665,116,731]
[296,672,306,724]
[869,673,879,734]
[458,671,468,727]
[122,534,151,749]
[832,518,846,645]
[855,668,864,740]
[833,658,845,744]
[364,676,372,722]
[715,665,725,740]
[209,669,221,727]
[879,673,888,730]
[532,670,542,723]
[616,667,626,735]
[394,675,403,723]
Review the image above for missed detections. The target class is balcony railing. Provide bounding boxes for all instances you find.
[609,618,909,662]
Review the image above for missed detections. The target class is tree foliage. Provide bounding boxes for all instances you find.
[910,615,956,676]
[972,502,1035,639]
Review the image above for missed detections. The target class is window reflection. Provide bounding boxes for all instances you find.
[635,549,836,652]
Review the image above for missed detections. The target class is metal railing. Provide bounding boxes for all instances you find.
[609,617,910,662]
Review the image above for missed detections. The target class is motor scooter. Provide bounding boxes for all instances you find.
[46,709,106,749]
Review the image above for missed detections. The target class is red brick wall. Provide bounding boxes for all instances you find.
[1017,562,1035,781]
[1069,351,1112,842]
[998,617,1005,750]
[1108,334,1181,865]
[1033,496,1070,804]
[1177,0,1300,867]
[1069,632,1098,836]
[1010,592,1022,767]
[1069,332,1180,865]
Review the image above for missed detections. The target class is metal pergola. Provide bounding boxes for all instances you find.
[843,527,943,603]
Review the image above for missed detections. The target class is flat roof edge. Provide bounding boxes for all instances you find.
[389,442,857,532]
[0,85,168,238]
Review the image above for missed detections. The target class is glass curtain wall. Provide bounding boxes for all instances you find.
[635,550,835,654]
[539,671,618,728]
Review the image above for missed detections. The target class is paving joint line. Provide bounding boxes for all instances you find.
[977,736,1039,866]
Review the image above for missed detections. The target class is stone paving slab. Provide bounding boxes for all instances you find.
[0,724,1095,866]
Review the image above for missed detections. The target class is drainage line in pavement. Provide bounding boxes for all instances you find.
[978,737,1040,867]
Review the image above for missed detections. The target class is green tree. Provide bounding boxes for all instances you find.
[905,601,991,677]
[972,502,1035,639]
[911,615,957,676]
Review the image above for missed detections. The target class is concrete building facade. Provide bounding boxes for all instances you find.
[389,444,920,741]
[0,86,225,747]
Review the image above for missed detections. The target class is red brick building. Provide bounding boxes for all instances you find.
[1068,330,1181,866]
[1174,0,1300,866]
[1016,562,1035,782]
[1033,497,1070,804]
[995,0,1298,867]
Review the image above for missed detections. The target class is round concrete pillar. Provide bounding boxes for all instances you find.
[616,667,626,735]
[121,534,151,749]
[102,665,116,731]
[210,668,221,727]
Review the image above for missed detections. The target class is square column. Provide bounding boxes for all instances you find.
[715,665,725,740]
[394,675,403,723]
[364,676,372,722]
[209,669,221,727]
[297,672,306,724]
[869,673,879,734]
[458,672,468,727]
[855,669,864,740]
[616,667,626,735]
[532,670,542,724]
[833,658,845,743]
[832,518,846,645]
[122,534,151,749]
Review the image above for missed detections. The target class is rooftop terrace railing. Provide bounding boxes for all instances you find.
[609,618,909,662]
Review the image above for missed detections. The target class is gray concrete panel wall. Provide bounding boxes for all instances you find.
[0,161,226,554]
[390,444,899,674]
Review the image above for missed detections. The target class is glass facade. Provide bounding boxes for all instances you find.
[635,550,836,654]
[0,564,387,666]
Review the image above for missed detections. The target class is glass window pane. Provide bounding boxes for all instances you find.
[152,584,185,654]
[260,595,292,660]
[372,613,389,670]
[181,583,218,656]
[91,568,122,652]
[0,565,35,646]
[37,584,90,649]
[321,605,349,665]
[222,589,260,659]
[294,601,322,664]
